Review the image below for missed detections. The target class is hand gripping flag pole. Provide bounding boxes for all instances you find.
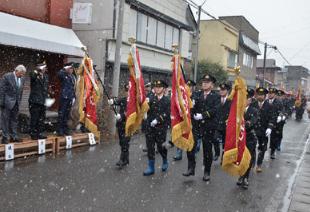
[222,66,251,177]
[81,47,117,115]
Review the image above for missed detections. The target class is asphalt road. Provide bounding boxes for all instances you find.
[0,117,309,212]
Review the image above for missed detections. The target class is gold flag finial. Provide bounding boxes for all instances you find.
[128,37,136,44]
[234,66,241,75]
[172,44,179,54]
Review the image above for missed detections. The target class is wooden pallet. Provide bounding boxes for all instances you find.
[55,133,99,154]
[0,138,56,161]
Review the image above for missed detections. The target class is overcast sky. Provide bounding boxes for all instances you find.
[192,0,310,69]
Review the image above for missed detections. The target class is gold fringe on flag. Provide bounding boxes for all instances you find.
[222,67,251,177]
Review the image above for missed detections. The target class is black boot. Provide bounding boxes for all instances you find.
[116,151,129,168]
[1,137,9,144]
[116,152,124,167]
[236,177,244,186]
[182,162,195,177]
[202,169,210,182]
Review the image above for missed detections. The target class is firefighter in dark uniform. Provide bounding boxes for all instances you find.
[173,80,197,161]
[183,74,220,181]
[28,63,49,140]
[143,80,170,176]
[275,89,287,151]
[57,63,76,136]
[214,82,231,162]
[108,84,131,168]
[252,87,276,172]
[142,82,155,153]
[268,88,285,158]
[237,88,258,189]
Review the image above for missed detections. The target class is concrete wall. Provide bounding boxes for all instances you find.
[72,0,115,75]
[198,20,238,70]
[137,0,187,24]
[0,0,73,28]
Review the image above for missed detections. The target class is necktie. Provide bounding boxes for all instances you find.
[16,77,20,88]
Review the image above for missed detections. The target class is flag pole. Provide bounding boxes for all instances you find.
[81,47,118,115]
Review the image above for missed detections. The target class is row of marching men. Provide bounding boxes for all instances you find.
[108,73,289,189]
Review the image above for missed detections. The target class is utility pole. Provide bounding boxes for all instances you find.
[193,5,201,82]
[110,0,125,134]
[262,42,267,87]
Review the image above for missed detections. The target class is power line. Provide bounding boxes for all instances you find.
[276,49,291,65]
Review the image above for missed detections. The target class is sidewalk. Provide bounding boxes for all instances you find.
[288,133,310,212]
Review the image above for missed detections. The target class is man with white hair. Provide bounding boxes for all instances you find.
[0,65,26,144]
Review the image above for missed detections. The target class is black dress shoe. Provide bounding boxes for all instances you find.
[64,130,71,136]
[241,178,249,190]
[31,135,38,140]
[57,132,64,136]
[38,134,47,139]
[236,177,243,186]
[1,138,9,144]
[173,155,182,161]
[12,138,22,143]
[182,169,195,177]
[202,173,210,182]
[213,155,219,161]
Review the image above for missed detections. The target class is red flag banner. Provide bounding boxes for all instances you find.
[222,74,251,176]
[171,54,194,151]
[77,56,100,139]
[125,44,149,136]
[295,84,302,107]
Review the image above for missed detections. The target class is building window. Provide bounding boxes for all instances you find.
[227,51,237,68]
[157,21,165,48]
[137,13,147,43]
[243,53,253,68]
[147,16,157,45]
[173,28,180,46]
[135,11,179,50]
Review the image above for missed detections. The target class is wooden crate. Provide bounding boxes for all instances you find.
[55,133,99,154]
[0,138,56,161]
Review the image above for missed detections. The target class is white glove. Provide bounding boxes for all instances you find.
[150,119,158,127]
[282,115,286,121]
[277,116,282,123]
[143,113,148,120]
[115,113,121,121]
[192,99,195,106]
[72,98,76,105]
[146,97,150,103]
[265,128,272,137]
[108,99,114,105]
[194,113,203,120]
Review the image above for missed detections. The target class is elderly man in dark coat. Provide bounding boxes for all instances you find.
[0,65,27,144]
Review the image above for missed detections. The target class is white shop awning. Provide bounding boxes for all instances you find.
[0,12,85,57]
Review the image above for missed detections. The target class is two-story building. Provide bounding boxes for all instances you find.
[256,59,282,87]
[219,16,261,87]
[285,65,310,94]
[73,0,196,92]
[198,19,239,74]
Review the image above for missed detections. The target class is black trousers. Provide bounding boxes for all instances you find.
[186,132,201,170]
[117,126,130,153]
[146,128,167,160]
[58,98,72,133]
[1,103,19,140]
[29,103,46,137]
[257,134,268,166]
[187,129,215,174]
[270,124,284,151]
[242,140,257,179]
